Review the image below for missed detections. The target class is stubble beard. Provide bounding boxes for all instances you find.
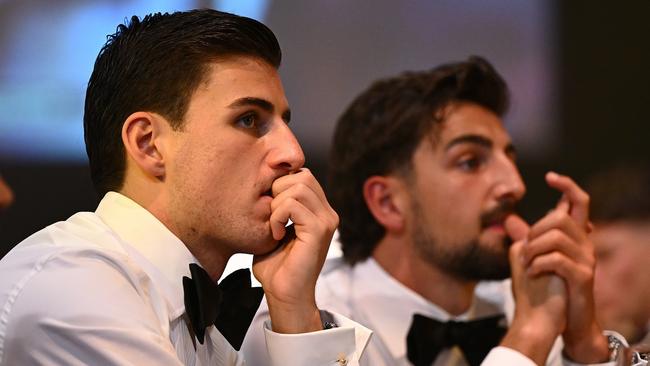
[411,201,512,282]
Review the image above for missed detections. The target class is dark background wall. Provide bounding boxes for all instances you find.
[520,0,650,224]
[1,1,649,256]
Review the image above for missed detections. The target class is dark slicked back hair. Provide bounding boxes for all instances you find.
[587,162,650,223]
[84,9,281,196]
[329,56,510,265]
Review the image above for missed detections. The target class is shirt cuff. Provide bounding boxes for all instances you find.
[263,312,372,366]
[562,330,629,366]
[482,346,538,366]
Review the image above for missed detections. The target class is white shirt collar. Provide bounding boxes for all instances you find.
[95,191,196,320]
[350,258,503,360]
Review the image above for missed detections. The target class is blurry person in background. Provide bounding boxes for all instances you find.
[588,163,650,345]
[0,174,14,211]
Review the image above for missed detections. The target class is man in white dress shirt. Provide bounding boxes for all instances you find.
[244,57,628,365]
[0,9,370,366]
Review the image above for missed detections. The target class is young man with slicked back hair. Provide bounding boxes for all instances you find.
[0,9,370,366]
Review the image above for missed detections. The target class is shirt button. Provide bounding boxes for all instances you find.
[336,353,348,365]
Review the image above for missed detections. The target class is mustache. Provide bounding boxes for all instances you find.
[480,199,517,227]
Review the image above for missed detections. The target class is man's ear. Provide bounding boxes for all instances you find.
[363,175,408,233]
[121,112,167,178]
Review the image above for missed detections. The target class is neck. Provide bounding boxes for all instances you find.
[373,235,477,316]
[184,241,231,281]
[120,177,231,282]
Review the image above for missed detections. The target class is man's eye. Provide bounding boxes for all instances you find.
[457,156,483,171]
[236,114,257,129]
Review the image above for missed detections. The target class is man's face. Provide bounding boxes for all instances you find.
[593,221,650,342]
[405,102,525,281]
[165,57,304,257]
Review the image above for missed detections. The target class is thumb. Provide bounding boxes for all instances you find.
[505,214,530,242]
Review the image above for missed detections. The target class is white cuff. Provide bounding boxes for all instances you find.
[482,346,538,366]
[263,312,372,366]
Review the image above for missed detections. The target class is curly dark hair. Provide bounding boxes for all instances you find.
[84,9,282,196]
[328,56,510,264]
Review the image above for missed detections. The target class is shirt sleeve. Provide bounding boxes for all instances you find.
[482,346,539,366]
[1,252,185,366]
[263,312,372,366]
[242,296,371,366]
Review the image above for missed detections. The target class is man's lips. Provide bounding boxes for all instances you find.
[484,222,506,234]
[480,199,517,230]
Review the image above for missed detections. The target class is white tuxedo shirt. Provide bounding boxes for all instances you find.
[244,256,620,366]
[0,192,370,365]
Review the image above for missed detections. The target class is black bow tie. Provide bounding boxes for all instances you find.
[183,263,263,350]
[406,313,507,366]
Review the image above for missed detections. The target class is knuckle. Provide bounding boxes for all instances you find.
[548,229,566,245]
[554,210,569,222]
[330,209,340,228]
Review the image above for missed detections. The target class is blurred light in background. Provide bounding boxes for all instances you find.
[0,0,556,163]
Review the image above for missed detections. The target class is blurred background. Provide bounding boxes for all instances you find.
[1,0,648,255]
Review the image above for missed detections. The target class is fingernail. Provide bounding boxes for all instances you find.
[547,171,559,180]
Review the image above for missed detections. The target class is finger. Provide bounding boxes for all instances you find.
[556,194,570,213]
[528,209,586,243]
[272,168,329,207]
[271,182,326,217]
[271,183,338,226]
[545,172,590,227]
[269,196,329,246]
[505,214,530,242]
[527,251,592,289]
[522,229,587,267]
[270,197,311,241]
[508,240,526,282]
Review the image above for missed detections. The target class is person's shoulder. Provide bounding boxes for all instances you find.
[0,211,146,321]
[0,211,129,278]
[0,223,164,349]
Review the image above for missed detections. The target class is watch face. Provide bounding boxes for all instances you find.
[607,335,622,362]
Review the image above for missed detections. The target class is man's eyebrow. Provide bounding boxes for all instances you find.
[227,97,274,112]
[445,134,493,151]
[227,97,292,123]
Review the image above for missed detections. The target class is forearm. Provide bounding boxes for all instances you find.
[563,323,610,364]
[266,296,322,334]
[501,321,560,366]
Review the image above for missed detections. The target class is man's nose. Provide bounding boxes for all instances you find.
[266,121,305,172]
[494,158,526,201]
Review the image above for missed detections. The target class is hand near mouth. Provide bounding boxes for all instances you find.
[505,172,609,364]
[251,168,339,334]
[524,172,609,363]
[500,213,567,365]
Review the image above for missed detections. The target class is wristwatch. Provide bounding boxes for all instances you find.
[320,310,339,330]
[607,334,624,363]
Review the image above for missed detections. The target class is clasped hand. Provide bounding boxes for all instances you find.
[252,168,339,334]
